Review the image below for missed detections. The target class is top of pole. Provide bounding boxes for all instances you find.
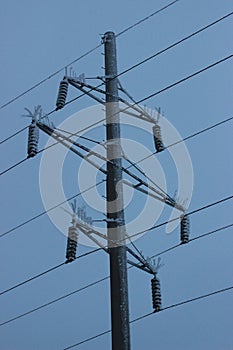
[104,31,115,37]
[103,31,116,49]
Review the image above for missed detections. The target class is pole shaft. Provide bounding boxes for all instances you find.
[104,31,131,350]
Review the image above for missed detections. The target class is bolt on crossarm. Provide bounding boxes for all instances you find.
[104,31,131,350]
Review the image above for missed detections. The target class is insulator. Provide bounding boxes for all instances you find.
[66,226,78,263]
[56,79,68,110]
[27,123,39,158]
[151,276,162,312]
[152,124,165,153]
[180,215,190,244]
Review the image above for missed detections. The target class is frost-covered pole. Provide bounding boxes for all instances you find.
[104,31,131,350]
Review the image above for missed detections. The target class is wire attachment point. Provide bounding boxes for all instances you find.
[180,214,190,244]
[56,78,69,110]
[23,106,42,158]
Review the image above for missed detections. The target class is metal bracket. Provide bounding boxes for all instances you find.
[105,218,124,224]
[105,140,119,146]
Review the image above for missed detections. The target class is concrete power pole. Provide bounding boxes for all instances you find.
[104,31,131,350]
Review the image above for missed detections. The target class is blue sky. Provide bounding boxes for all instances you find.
[0,1,232,349]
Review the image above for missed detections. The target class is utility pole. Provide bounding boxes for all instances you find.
[104,31,131,350]
[33,29,188,350]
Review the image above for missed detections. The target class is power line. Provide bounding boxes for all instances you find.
[0,8,231,344]
[127,115,233,169]
[53,115,233,172]
[3,96,231,182]
[64,285,233,349]
[188,195,233,216]
[0,43,101,111]
[116,0,179,37]
[0,180,105,238]
[0,157,28,176]
[150,223,233,258]
[0,274,108,328]
[0,37,232,265]
[1,216,231,299]
[0,113,232,237]
[0,126,28,145]
[0,253,106,329]
[136,54,233,104]
[2,222,231,299]
[1,10,232,146]
[0,248,101,297]
[0,0,179,112]
[64,329,111,350]
[0,278,106,327]
[117,11,233,79]
[128,194,233,241]
[180,116,233,144]
[56,38,233,132]
[162,285,233,311]
[0,110,106,176]
[0,222,231,325]
[1,54,232,178]
[0,263,65,297]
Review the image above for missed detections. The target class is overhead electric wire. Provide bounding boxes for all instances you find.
[0,157,28,176]
[1,19,232,248]
[0,263,65,297]
[188,195,233,216]
[0,42,101,111]
[1,53,232,178]
[1,109,232,237]
[0,109,106,177]
[131,285,233,321]
[127,115,233,170]
[136,54,233,105]
[64,10,233,122]
[177,116,233,145]
[126,194,233,242]
[0,126,28,145]
[0,180,105,238]
[56,33,233,131]
[150,223,233,258]
[0,0,179,112]
[0,274,108,328]
[0,220,231,325]
[0,9,231,346]
[63,284,233,348]
[34,114,233,182]
[0,248,101,297]
[1,10,232,146]
[64,329,111,350]
[55,115,233,166]
[3,105,229,180]
[0,107,56,146]
[116,0,179,37]
[117,11,233,79]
